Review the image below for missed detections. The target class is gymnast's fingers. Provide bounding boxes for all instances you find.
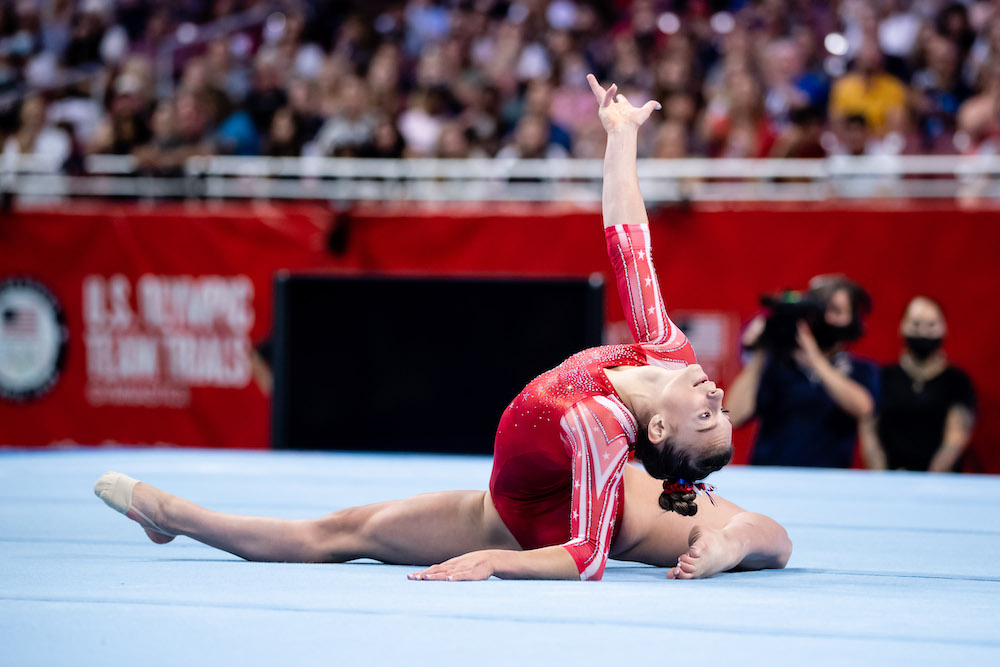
[586,73,605,102]
[636,99,662,123]
[408,563,446,580]
[603,83,618,108]
[409,569,449,581]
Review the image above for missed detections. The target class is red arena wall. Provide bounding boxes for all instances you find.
[1,202,998,473]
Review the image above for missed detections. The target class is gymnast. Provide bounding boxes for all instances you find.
[94,75,792,582]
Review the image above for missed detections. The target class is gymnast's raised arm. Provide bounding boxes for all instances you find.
[587,74,661,229]
[589,75,688,353]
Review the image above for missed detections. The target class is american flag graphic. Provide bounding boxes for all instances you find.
[2,307,39,336]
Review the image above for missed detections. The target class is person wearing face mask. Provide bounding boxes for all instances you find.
[862,297,976,472]
[726,275,879,468]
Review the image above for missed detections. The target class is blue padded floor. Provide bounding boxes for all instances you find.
[2,448,999,666]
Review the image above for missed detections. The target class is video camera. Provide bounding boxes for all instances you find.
[751,277,870,357]
[752,290,826,356]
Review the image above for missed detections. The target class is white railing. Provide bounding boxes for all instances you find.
[4,154,1000,203]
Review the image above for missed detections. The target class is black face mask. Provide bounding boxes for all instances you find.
[905,335,943,360]
[812,320,861,350]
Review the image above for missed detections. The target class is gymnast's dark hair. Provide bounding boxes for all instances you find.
[631,427,732,517]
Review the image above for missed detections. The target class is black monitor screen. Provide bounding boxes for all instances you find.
[271,274,604,453]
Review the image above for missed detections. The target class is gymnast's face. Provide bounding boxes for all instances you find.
[651,365,733,470]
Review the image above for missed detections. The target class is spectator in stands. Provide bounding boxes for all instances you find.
[206,87,259,156]
[861,296,976,472]
[761,38,812,129]
[828,113,905,197]
[272,11,325,82]
[456,81,503,157]
[936,2,976,64]
[497,112,567,159]
[834,113,875,156]
[957,58,1000,153]
[652,119,689,159]
[204,38,250,105]
[311,74,376,157]
[62,0,107,68]
[569,117,607,159]
[39,0,74,58]
[243,52,288,136]
[701,69,777,158]
[3,94,70,165]
[316,54,351,117]
[132,91,210,175]
[964,12,1000,94]
[365,42,403,117]
[878,0,923,66]
[435,121,482,159]
[285,77,322,146]
[397,86,447,157]
[726,275,879,468]
[7,0,1000,166]
[830,40,907,141]
[910,31,971,152]
[770,105,827,158]
[264,106,304,157]
[128,6,171,60]
[88,73,150,154]
[359,113,406,158]
[519,78,572,153]
[133,99,180,176]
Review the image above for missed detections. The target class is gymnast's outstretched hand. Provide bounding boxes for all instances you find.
[408,550,497,582]
[587,73,661,134]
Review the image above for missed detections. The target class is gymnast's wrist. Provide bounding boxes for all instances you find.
[606,126,639,140]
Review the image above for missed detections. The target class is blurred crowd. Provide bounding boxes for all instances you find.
[5,0,1000,171]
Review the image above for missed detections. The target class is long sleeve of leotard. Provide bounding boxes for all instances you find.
[558,394,636,581]
[605,223,688,349]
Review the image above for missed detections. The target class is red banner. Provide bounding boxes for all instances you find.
[0,204,334,448]
[1,202,998,473]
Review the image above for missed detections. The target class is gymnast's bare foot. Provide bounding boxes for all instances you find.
[666,525,741,579]
[94,472,176,544]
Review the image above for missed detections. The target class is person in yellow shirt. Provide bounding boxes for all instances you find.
[830,41,907,137]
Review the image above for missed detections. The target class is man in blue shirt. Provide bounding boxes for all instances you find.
[726,275,879,468]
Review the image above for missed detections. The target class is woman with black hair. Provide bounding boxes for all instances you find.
[863,296,976,472]
[94,75,792,582]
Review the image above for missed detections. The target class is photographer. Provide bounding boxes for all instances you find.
[726,275,879,468]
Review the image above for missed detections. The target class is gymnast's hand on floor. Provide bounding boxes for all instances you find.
[587,73,661,134]
[408,550,497,582]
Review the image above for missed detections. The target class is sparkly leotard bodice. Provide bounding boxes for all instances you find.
[488,224,697,581]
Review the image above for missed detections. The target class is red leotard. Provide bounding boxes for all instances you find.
[489,224,697,581]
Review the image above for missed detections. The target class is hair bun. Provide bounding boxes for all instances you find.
[659,478,699,516]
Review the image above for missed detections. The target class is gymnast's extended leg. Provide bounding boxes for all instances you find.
[95,473,520,565]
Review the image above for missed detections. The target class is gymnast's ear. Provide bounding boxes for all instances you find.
[647,414,670,446]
